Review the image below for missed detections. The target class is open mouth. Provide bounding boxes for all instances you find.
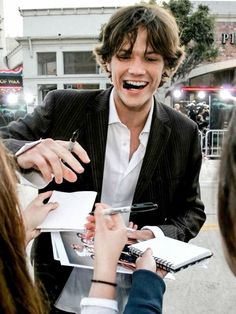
[123,81,148,90]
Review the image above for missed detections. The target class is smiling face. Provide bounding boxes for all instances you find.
[107,27,165,113]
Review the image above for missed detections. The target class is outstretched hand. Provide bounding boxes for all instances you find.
[17,138,90,184]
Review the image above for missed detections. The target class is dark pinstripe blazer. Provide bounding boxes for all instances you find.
[0,87,205,303]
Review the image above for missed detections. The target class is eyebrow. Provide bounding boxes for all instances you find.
[145,49,161,55]
[117,48,160,55]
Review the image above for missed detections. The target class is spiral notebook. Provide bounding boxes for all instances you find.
[128,236,213,273]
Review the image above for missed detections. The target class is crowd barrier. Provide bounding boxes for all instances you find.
[199,129,228,159]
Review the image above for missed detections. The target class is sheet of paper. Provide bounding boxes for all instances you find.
[51,232,60,261]
[37,191,97,231]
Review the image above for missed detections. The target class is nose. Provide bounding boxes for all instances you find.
[128,57,146,75]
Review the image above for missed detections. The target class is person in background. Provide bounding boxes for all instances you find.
[81,205,166,314]
[0,4,205,313]
[218,108,236,277]
[0,140,58,314]
[173,103,181,112]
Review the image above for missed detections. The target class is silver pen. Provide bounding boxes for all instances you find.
[103,206,131,215]
[68,129,79,152]
[89,203,158,216]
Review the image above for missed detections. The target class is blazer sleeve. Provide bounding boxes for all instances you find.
[123,270,166,314]
[158,124,206,242]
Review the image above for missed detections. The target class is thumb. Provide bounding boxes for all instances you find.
[142,247,153,257]
[94,205,107,232]
[43,201,58,214]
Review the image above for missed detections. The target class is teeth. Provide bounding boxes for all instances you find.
[126,81,146,87]
[123,81,148,90]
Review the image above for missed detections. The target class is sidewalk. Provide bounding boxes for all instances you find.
[164,159,236,314]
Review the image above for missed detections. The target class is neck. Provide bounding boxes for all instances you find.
[116,104,151,130]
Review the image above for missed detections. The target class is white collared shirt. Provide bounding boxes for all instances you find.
[101,89,153,224]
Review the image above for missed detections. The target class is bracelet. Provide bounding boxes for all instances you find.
[91,279,117,287]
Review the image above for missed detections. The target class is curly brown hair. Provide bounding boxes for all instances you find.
[94,4,184,87]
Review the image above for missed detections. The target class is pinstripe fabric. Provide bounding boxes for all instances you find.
[0,87,206,306]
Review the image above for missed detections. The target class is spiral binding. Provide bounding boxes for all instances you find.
[129,248,174,272]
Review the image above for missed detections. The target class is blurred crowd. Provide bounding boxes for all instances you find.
[174,100,209,133]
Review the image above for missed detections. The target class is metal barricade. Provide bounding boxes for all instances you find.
[203,129,228,158]
[198,130,203,150]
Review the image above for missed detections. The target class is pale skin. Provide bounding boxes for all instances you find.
[16,139,90,185]
[89,205,166,300]
[17,27,166,242]
[22,190,58,244]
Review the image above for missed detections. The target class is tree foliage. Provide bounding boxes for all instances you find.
[162,0,218,80]
[142,0,218,81]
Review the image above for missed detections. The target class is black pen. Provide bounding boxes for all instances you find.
[89,202,158,215]
[68,129,79,152]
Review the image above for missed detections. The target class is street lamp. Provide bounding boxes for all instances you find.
[219,89,232,100]
[173,89,182,99]
[6,93,18,106]
[197,91,206,100]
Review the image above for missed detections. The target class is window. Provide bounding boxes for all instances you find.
[38,84,57,101]
[64,51,97,74]
[64,83,99,90]
[38,52,57,75]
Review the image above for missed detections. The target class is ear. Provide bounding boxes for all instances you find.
[106,62,111,72]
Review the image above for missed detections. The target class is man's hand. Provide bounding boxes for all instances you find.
[127,228,155,241]
[17,138,90,184]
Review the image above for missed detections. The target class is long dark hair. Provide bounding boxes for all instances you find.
[0,141,46,313]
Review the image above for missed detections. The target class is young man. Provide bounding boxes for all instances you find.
[0,4,205,313]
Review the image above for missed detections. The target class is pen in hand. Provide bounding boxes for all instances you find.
[89,203,158,216]
[68,129,80,152]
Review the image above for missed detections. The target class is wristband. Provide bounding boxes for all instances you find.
[91,279,117,287]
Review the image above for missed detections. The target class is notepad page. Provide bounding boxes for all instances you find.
[129,236,212,270]
[37,191,97,231]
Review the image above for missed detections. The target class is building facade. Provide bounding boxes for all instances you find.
[6,7,117,110]
[3,2,236,128]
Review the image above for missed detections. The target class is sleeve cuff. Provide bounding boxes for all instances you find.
[141,225,165,238]
[80,298,118,311]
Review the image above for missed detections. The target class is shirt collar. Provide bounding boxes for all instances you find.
[109,89,121,124]
[108,88,154,134]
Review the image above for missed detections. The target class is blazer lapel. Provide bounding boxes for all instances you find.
[133,101,171,202]
[85,89,111,195]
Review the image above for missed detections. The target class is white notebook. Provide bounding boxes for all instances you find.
[37,191,97,231]
[128,236,213,273]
